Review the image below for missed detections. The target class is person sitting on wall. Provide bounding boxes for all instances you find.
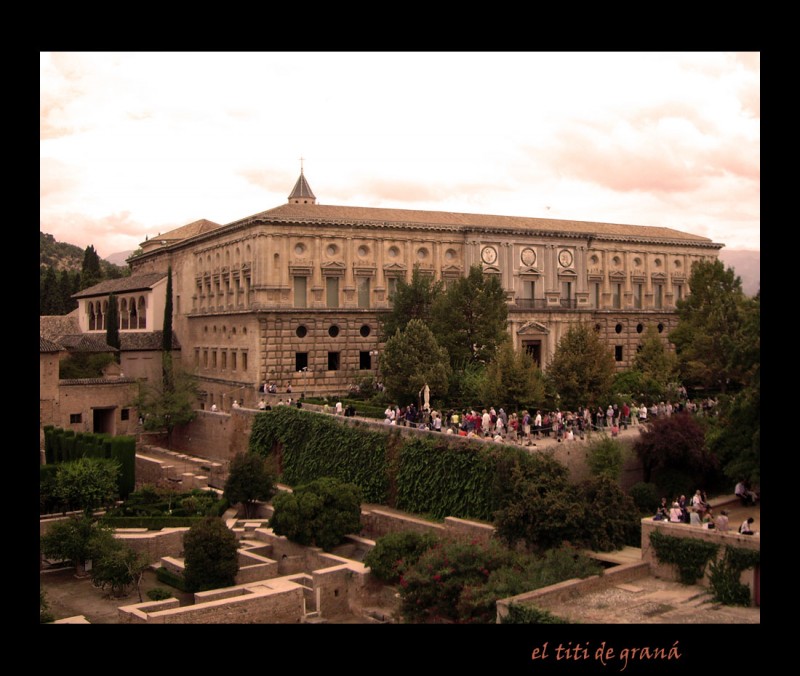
[735,480,758,506]
[715,510,730,532]
[669,502,683,523]
[739,517,756,535]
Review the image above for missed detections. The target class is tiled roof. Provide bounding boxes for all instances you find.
[244,203,716,244]
[56,334,117,353]
[40,337,63,353]
[60,377,138,386]
[119,331,181,351]
[72,272,167,299]
[150,219,221,243]
[40,314,80,343]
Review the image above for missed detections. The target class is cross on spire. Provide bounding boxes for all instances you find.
[299,155,304,174]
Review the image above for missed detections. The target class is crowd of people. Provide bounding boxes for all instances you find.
[653,486,758,535]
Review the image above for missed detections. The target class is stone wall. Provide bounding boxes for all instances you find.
[115,528,188,563]
[496,561,651,622]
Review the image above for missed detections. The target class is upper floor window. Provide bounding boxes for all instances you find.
[326,277,339,308]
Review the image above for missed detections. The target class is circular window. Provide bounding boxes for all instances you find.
[417,247,429,260]
[615,323,623,334]
[657,323,664,333]
[294,243,306,256]
[388,246,400,258]
[674,259,682,269]
[633,257,642,267]
[445,248,456,261]
[360,325,371,338]
[612,256,621,266]
[296,326,307,338]
[328,325,340,338]
[636,323,644,334]
[326,244,338,256]
[654,258,662,268]
[594,323,602,333]
[590,255,599,265]
[357,245,369,257]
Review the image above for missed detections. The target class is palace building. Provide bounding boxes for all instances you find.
[73,170,722,410]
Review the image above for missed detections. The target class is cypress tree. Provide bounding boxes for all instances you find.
[106,293,120,360]
[162,267,173,388]
[80,245,103,290]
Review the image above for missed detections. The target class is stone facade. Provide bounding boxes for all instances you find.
[115,171,720,408]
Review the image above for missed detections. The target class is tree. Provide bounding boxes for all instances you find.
[633,412,717,486]
[270,477,362,551]
[429,265,509,367]
[40,588,54,624]
[586,435,625,481]
[105,293,120,359]
[380,265,443,340]
[135,364,198,449]
[58,269,79,314]
[80,244,102,290]
[493,453,584,552]
[40,265,59,315]
[90,540,150,601]
[182,517,239,592]
[545,323,615,410]
[669,259,750,394]
[381,319,450,405]
[223,453,277,518]
[632,324,678,395]
[577,475,641,551]
[479,343,545,412]
[40,514,116,576]
[54,457,121,515]
[162,266,174,388]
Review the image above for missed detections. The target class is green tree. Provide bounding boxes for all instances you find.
[479,343,545,412]
[40,514,116,576]
[632,324,678,394]
[58,352,116,379]
[634,412,717,485]
[40,588,54,624]
[493,453,584,552]
[270,477,362,551]
[105,293,120,359]
[363,531,438,583]
[545,323,615,410]
[58,269,79,314]
[54,457,121,515]
[429,265,509,366]
[80,244,102,290]
[183,517,239,592]
[40,265,59,315]
[135,363,198,449]
[90,540,150,601]
[381,319,450,405]
[577,475,641,551]
[669,259,750,394]
[223,453,277,518]
[162,266,174,388]
[586,435,625,480]
[380,265,443,339]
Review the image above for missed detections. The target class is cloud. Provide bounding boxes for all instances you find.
[40,211,158,258]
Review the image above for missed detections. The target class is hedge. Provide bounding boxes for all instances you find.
[101,515,206,530]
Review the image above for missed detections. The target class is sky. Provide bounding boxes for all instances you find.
[40,52,760,260]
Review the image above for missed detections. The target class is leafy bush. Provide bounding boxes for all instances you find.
[155,566,188,592]
[708,546,760,606]
[90,540,148,598]
[223,452,276,518]
[628,481,661,515]
[54,457,120,514]
[183,517,239,593]
[578,475,641,551]
[40,464,61,514]
[40,588,54,624]
[363,531,439,583]
[270,477,362,551]
[147,587,173,601]
[40,515,116,574]
[501,603,571,624]
[649,530,719,585]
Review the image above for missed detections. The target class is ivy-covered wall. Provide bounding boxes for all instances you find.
[248,407,535,521]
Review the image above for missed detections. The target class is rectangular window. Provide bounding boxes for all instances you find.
[615,345,623,362]
[327,351,340,371]
[231,351,237,371]
[293,276,307,308]
[633,283,643,309]
[195,349,200,367]
[359,351,371,370]
[674,284,683,303]
[212,350,217,368]
[121,408,130,421]
[176,295,180,314]
[221,351,227,370]
[242,352,248,371]
[654,284,664,309]
[326,277,339,308]
[591,282,600,309]
[203,350,208,368]
[613,283,622,309]
[357,277,371,308]
[295,352,308,371]
[561,280,572,300]
[522,280,535,299]
[70,413,82,424]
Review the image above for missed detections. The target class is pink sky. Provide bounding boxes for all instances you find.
[40,52,760,259]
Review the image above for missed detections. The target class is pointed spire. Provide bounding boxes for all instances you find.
[288,157,316,204]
